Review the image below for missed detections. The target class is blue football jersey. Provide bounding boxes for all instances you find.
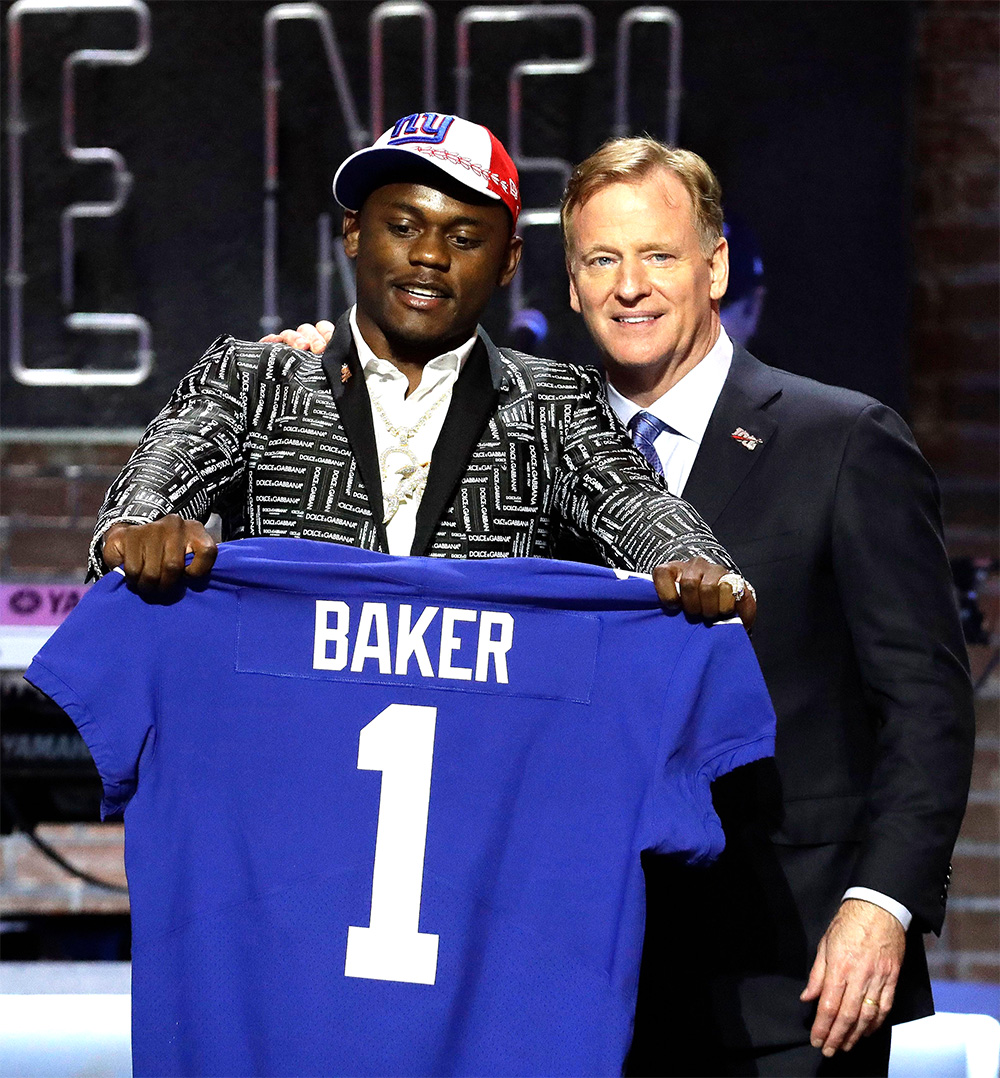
[26,538,775,1078]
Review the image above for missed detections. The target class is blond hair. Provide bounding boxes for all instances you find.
[561,137,724,256]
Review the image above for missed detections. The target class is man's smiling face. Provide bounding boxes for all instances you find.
[344,182,521,366]
[566,169,728,400]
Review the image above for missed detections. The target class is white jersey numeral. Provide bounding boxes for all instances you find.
[345,704,440,985]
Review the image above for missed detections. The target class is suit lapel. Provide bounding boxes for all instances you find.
[321,314,388,550]
[411,335,500,556]
[681,345,781,526]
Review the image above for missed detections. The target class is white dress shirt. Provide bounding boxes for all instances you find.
[350,307,477,556]
[605,329,734,497]
[604,326,912,932]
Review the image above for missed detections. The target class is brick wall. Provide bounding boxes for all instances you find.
[1,0,998,985]
[0,439,135,582]
[911,0,1000,984]
[912,0,1000,564]
[1,439,134,920]
[0,824,128,916]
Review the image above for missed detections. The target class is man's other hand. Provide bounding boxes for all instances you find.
[801,898,906,1057]
[653,557,757,632]
[102,516,217,593]
[259,320,335,353]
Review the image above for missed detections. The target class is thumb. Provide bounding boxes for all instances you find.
[801,939,827,1002]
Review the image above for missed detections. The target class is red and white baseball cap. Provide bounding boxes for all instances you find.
[333,113,520,227]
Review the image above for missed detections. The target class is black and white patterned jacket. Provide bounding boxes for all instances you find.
[89,314,737,578]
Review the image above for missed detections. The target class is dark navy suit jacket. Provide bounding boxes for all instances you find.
[630,344,974,1063]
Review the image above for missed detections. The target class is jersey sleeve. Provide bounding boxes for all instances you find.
[24,571,160,819]
[648,620,776,864]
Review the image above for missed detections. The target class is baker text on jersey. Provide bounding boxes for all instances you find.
[313,601,515,683]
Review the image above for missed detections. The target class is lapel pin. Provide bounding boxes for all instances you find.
[340,363,352,384]
[731,427,764,451]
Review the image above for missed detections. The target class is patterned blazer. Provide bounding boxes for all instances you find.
[90,313,736,578]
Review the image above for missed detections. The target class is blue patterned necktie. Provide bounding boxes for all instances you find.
[628,410,669,478]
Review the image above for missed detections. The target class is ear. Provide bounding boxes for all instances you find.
[709,236,729,302]
[567,260,584,313]
[497,234,523,288]
[342,209,360,259]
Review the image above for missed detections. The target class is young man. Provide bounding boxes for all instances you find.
[93,116,753,629]
[560,139,974,1077]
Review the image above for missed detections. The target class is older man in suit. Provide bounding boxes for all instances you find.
[559,139,974,1077]
[92,116,752,633]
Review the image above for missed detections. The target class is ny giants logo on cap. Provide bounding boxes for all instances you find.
[334,112,521,225]
[387,113,454,146]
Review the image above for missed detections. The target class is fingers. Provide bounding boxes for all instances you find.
[136,517,185,592]
[103,523,158,588]
[877,976,897,1021]
[818,981,874,1057]
[651,563,681,604]
[259,329,310,350]
[806,965,883,1055]
[258,322,332,353]
[293,322,330,352]
[852,978,895,1046]
[801,938,851,1057]
[810,977,849,1056]
[800,941,826,1004]
[841,988,887,1052]
[851,984,893,1046]
[652,558,754,629]
[100,517,216,593]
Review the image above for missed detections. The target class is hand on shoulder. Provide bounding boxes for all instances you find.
[259,320,335,354]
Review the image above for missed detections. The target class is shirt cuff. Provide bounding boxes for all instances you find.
[842,887,912,931]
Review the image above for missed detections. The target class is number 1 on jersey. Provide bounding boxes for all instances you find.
[345,704,440,985]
